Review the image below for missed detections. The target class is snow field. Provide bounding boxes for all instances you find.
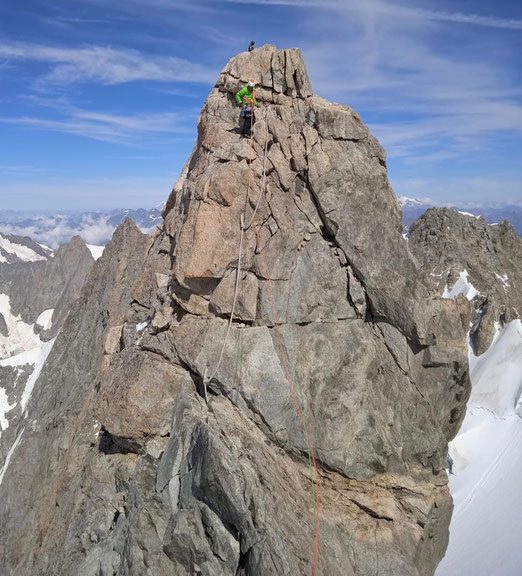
[36,309,54,331]
[0,294,41,360]
[0,236,47,263]
[442,270,479,301]
[0,387,15,431]
[86,244,105,260]
[437,320,522,576]
[20,338,55,414]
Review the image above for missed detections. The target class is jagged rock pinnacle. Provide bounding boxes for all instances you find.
[0,46,471,576]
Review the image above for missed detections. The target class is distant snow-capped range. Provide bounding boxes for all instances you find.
[0,207,163,250]
[1,201,520,250]
[398,197,522,237]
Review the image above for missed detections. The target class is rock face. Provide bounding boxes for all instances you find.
[409,208,522,354]
[0,235,95,343]
[400,199,522,238]
[0,46,470,575]
[0,235,95,483]
[0,313,7,337]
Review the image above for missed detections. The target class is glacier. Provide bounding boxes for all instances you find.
[437,319,522,576]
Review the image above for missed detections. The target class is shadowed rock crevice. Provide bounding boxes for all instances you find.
[98,427,141,455]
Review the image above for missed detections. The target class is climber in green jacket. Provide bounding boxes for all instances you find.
[235,79,258,136]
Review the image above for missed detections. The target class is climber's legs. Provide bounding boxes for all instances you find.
[241,107,256,136]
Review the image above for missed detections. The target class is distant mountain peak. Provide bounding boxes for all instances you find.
[400,197,522,237]
[397,195,436,207]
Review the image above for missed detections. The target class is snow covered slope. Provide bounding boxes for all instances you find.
[0,338,56,434]
[0,294,42,359]
[0,292,58,442]
[436,319,522,576]
[442,270,479,301]
[0,232,52,264]
[85,244,105,261]
[0,235,94,459]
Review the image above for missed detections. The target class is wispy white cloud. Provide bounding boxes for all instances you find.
[0,108,195,144]
[85,0,214,13]
[2,0,521,208]
[0,218,117,248]
[0,165,55,175]
[393,5,522,31]
[371,100,522,159]
[0,41,217,87]
[208,0,316,5]
[56,17,115,24]
[212,0,522,31]
[283,1,522,164]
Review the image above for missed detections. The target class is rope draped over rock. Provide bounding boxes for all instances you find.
[202,105,270,392]
[201,101,320,576]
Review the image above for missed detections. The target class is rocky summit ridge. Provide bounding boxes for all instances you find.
[0,45,470,575]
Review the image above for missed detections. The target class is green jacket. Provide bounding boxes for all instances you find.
[235,85,259,107]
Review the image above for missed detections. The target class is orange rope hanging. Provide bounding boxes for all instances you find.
[245,104,320,575]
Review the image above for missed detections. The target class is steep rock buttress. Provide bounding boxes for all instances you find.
[409,207,522,354]
[0,46,470,576]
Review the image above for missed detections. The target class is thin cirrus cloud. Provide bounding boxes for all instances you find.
[0,41,217,86]
[0,108,193,144]
[211,0,522,31]
[285,1,522,163]
[369,98,522,159]
[1,0,521,208]
[0,165,55,174]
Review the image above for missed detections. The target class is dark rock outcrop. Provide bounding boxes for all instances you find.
[0,314,7,338]
[0,46,470,576]
[409,208,522,354]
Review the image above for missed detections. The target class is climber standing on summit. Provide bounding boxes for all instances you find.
[235,79,258,136]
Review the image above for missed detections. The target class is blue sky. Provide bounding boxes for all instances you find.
[1,0,521,210]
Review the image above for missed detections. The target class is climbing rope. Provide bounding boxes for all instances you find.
[203,101,320,575]
[253,221,320,575]
[243,105,269,231]
[203,107,269,389]
[202,214,245,394]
